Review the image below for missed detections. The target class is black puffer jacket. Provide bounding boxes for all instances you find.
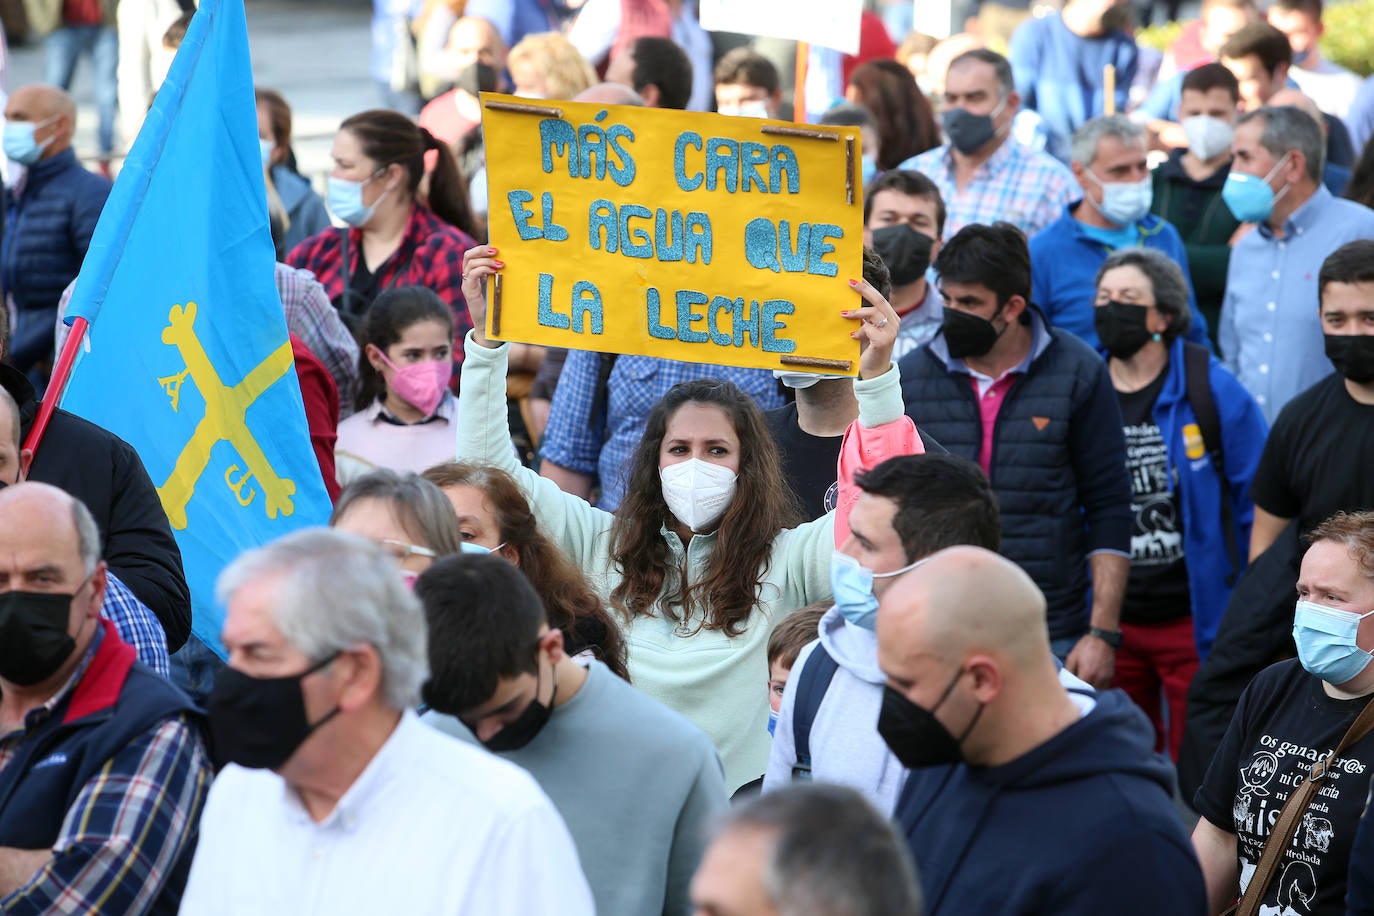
[898,309,1132,639]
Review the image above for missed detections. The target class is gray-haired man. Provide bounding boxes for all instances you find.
[1029,114,1211,351]
[181,528,593,915]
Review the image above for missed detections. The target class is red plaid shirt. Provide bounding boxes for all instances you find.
[287,203,477,385]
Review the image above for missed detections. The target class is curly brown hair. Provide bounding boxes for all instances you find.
[422,462,630,680]
[1308,511,1374,580]
[609,379,802,637]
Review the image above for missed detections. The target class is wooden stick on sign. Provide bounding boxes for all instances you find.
[1103,65,1116,115]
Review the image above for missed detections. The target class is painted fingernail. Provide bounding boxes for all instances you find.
[494,261,505,267]
[848,279,859,286]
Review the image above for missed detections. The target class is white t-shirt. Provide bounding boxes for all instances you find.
[1291,58,1363,120]
[180,710,593,915]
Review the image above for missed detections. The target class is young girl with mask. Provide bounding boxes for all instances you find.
[455,244,910,793]
[335,287,460,487]
[286,109,480,337]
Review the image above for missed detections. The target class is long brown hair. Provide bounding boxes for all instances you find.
[339,109,479,239]
[846,59,939,171]
[610,380,802,636]
[421,462,631,680]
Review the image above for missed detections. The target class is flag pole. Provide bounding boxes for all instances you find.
[22,317,89,456]
[794,40,809,124]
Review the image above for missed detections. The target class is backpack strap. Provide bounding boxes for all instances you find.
[791,644,840,780]
[589,353,619,445]
[1183,342,1240,581]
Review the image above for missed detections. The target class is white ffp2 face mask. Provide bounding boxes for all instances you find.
[659,458,738,532]
[1181,115,1234,162]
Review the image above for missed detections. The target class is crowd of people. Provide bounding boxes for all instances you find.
[2,0,1374,912]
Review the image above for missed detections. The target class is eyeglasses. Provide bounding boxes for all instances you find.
[377,539,437,562]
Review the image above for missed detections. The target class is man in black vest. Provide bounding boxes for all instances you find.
[0,482,208,913]
[897,221,1132,687]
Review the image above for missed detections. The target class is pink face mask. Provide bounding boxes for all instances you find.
[374,350,453,417]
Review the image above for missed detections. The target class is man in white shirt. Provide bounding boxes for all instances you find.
[180,528,592,916]
[1267,0,1362,120]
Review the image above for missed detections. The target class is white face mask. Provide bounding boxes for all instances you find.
[1181,115,1234,162]
[659,458,738,532]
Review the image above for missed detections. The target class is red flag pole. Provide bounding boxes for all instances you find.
[22,316,89,457]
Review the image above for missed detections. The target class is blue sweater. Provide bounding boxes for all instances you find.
[1030,205,1211,350]
[1009,13,1137,148]
[894,689,1207,916]
[1148,338,1268,657]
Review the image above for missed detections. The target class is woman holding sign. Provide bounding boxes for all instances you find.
[455,244,906,792]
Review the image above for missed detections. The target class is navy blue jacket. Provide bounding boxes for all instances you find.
[1,148,111,370]
[898,310,1132,639]
[894,689,1207,915]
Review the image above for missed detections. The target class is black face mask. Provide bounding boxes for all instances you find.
[877,669,983,769]
[942,105,1000,156]
[208,654,340,770]
[1094,300,1157,359]
[0,589,79,686]
[871,224,934,286]
[1325,334,1374,385]
[941,306,1005,359]
[456,61,499,96]
[481,661,557,752]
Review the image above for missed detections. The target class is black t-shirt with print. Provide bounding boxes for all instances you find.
[1117,370,1191,623]
[764,403,842,521]
[1251,374,1374,536]
[1196,659,1374,916]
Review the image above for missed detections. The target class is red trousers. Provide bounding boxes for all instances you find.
[1111,616,1200,760]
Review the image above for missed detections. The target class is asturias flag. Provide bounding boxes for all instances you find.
[59,0,333,657]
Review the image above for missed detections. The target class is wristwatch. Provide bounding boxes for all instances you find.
[1088,627,1123,650]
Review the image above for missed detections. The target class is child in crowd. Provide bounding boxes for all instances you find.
[335,286,458,487]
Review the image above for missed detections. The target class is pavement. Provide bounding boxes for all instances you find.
[5,0,376,187]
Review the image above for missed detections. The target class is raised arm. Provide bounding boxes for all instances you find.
[457,247,615,567]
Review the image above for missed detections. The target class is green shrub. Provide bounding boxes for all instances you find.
[1135,0,1374,76]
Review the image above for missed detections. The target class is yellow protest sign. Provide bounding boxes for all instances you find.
[481,92,864,375]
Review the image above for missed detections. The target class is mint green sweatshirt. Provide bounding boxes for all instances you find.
[456,334,905,791]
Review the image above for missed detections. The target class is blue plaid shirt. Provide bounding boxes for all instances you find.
[541,353,785,510]
[103,573,171,678]
[902,139,1078,241]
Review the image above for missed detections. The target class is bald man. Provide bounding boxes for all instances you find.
[418,17,508,148]
[878,547,1207,916]
[0,483,209,911]
[1,84,112,379]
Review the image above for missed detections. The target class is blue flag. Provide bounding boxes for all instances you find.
[60,0,333,657]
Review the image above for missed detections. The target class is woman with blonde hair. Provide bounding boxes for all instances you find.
[506,32,597,100]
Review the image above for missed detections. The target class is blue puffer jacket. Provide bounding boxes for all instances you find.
[1147,337,1268,658]
[898,308,1133,640]
[2,148,111,369]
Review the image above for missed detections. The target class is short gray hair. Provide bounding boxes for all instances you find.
[331,469,464,557]
[72,497,101,574]
[1095,247,1193,342]
[217,528,428,709]
[947,48,1014,96]
[712,783,923,916]
[1071,114,1146,167]
[1238,105,1325,184]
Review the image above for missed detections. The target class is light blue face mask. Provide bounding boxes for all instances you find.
[830,551,925,631]
[326,169,387,228]
[1086,169,1153,226]
[3,115,59,166]
[1221,153,1290,223]
[259,138,274,171]
[767,707,779,737]
[459,541,506,555]
[1293,599,1374,686]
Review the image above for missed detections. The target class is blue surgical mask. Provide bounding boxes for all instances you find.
[861,155,878,186]
[1222,153,1291,223]
[1086,170,1153,226]
[1293,599,1374,686]
[3,115,58,166]
[767,707,779,737]
[326,170,387,228]
[830,551,925,630]
[460,541,505,555]
[259,138,274,170]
